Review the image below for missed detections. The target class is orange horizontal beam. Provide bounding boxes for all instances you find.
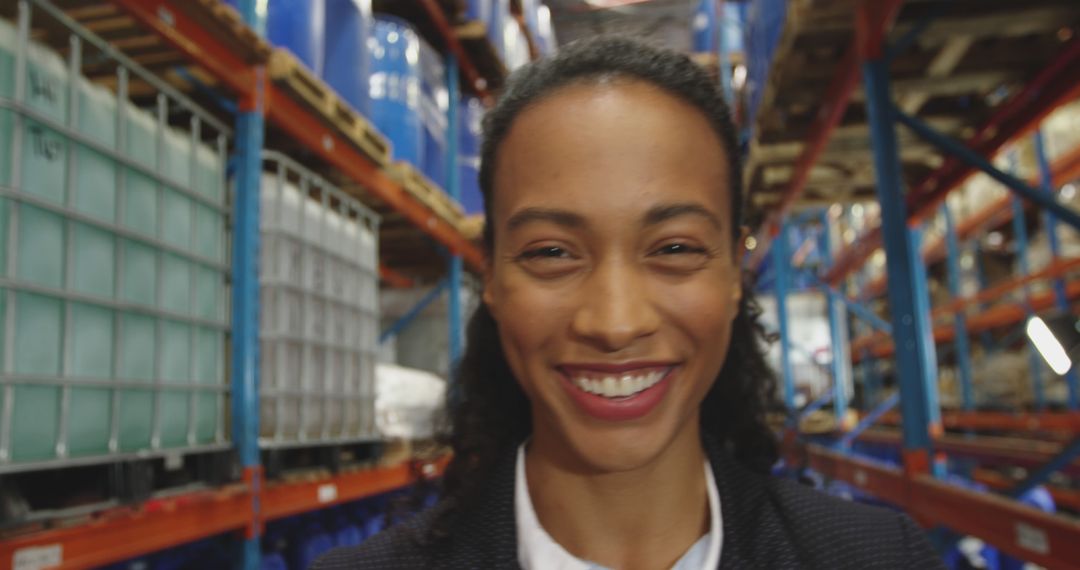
[853,429,1080,476]
[805,445,906,503]
[0,458,447,570]
[112,0,256,98]
[0,486,251,570]
[380,265,416,288]
[264,463,410,522]
[874,411,1080,433]
[972,469,1080,512]
[911,474,1080,568]
[805,444,1080,568]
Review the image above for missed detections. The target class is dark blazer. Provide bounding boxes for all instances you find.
[312,437,945,569]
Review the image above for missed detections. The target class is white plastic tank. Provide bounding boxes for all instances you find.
[75,79,118,223]
[122,106,160,238]
[258,156,380,443]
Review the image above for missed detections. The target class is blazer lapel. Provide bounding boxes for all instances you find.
[704,436,772,570]
[439,445,523,569]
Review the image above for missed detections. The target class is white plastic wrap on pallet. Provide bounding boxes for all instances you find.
[375,362,446,440]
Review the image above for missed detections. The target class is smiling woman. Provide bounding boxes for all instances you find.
[313,36,944,570]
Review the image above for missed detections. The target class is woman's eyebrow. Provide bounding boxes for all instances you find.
[506,207,586,231]
[642,203,723,230]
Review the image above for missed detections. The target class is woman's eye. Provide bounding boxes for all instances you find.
[519,246,569,259]
[655,243,707,256]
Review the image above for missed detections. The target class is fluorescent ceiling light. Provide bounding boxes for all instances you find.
[1027,316,1073,375]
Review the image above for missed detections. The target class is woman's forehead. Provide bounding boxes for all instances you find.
[491,81,731,222]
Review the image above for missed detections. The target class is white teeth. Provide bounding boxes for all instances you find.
[602,376,618,396]
[571,369,669,398]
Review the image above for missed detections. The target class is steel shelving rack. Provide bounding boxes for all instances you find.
[0,0,526,567]
[751,0,1080,567]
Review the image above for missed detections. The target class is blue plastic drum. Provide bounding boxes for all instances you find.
[419,40,448,188]
[489,0,512,58]
[465,0,493,24]
[458,96,484,214]
[324,0,373,117]
[267,0,326,73]
[370,16,424,168]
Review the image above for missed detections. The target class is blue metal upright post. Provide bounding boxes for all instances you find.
[233,2,265,568]
[716,1,735,108]
[862,46,942,475]
[774,222,796,410]
[1012,187,1045,410]
[818,212,851,430]
[942,203,975,411]
[445,55,464,368]
[1035,129,1079,409]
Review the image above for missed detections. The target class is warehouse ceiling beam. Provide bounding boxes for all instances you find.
[746,0,904,271]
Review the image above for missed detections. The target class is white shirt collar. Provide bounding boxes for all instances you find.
[515,443,723,570]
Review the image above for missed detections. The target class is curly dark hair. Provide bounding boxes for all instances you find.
[436,35,779,530]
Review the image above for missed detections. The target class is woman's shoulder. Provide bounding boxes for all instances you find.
[706,445,942,568]
[753,470,943,568]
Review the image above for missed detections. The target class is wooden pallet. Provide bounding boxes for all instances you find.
[267,48,392,167]
[174,0,272,64]
[389,162,466,230]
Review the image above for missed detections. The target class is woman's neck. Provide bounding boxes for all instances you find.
[524,422,710,570]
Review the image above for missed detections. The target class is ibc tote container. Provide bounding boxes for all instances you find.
[370,16,423,168]
[323,0,373,117]
[258,152,380,446]
[0,13,230,469]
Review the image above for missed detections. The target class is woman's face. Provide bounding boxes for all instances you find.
[484,80,742,472]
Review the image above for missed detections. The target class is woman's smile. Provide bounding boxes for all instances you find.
[557,363,679,422]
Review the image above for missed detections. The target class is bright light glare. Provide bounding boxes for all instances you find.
[986,231,1004,247]
[538,5,551,28]
[745,236,757,251]
[1062,183,1077,201]
[1027,316,1073,375]
[732,65,747,90]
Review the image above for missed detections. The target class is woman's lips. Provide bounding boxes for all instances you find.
[557,364,677,422]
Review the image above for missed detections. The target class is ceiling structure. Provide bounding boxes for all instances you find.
[545,0,699,52]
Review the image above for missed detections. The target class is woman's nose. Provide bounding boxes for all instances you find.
[569,259,661,353]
